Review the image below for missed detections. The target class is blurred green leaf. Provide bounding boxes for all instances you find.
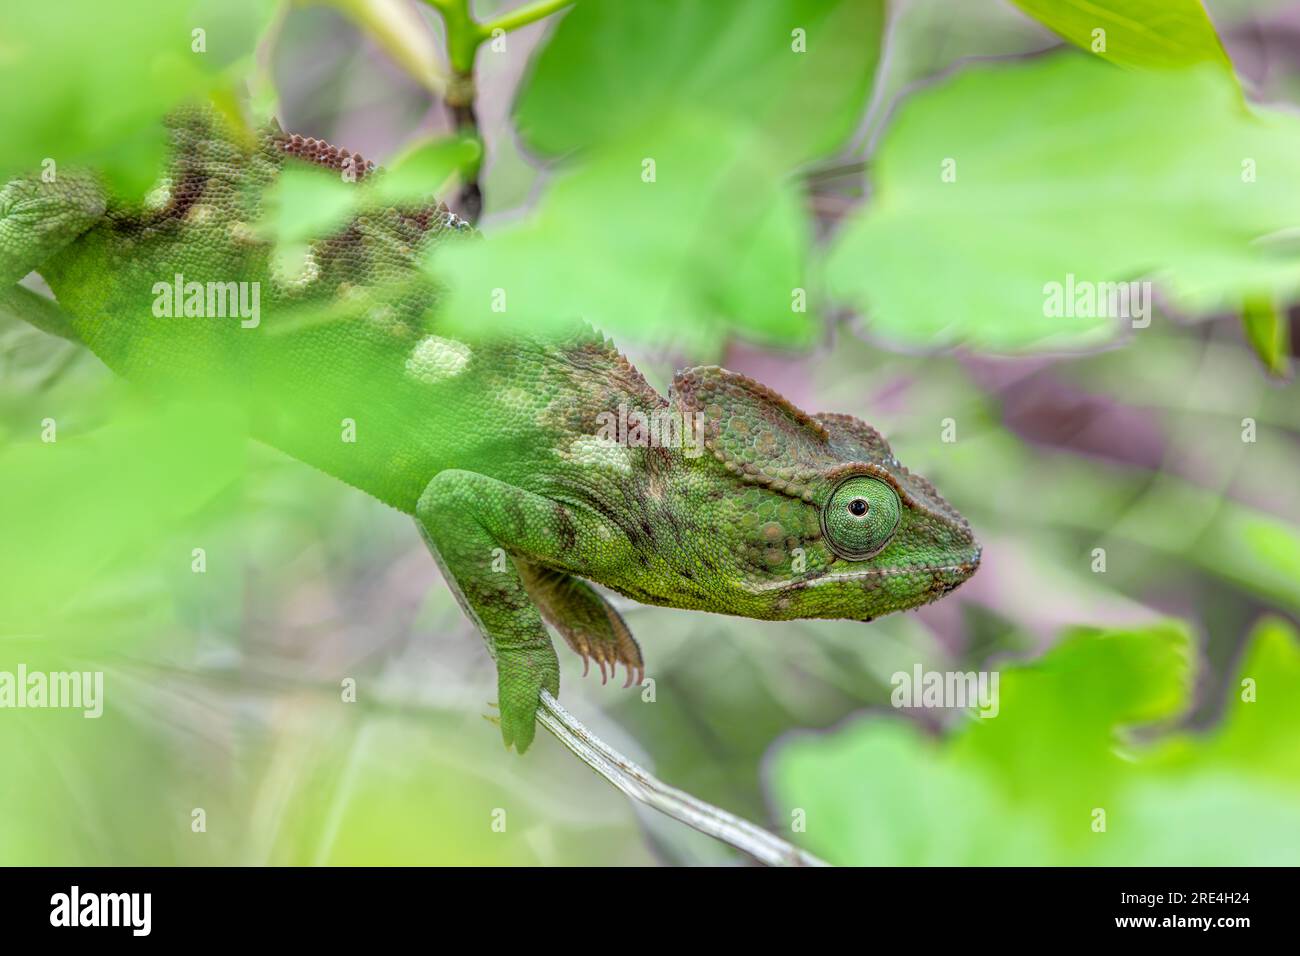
[1241,296,1292,377]
[0,0,275,195]
[772,619,1300,864]
[434,117,814,353]
[258,138,478,248]
[1150,617,1300,782]
[372,137,480,206]
[1100,475,1300,615]
[0,401,246,636]
[829,55,1300,351]
[1011,0,1232,71]
[259,166,360,247]
[515,0,885,168]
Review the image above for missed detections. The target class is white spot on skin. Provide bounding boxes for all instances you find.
[366,304,406,336]
[144,178,173,210]
[565,435,632,474]
[502,387,532,409]
[278,248,320,289]
[405,335,471,383]
[228,221,258,244]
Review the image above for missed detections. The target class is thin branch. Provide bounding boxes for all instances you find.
[114,657,827,866]
[480,0,575,36]
[537,691,829,867]
[422,0,575,222]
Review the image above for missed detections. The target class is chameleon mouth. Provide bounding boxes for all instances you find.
[739,545,982,598]
[932,547,981,593]
[821,544,982,587]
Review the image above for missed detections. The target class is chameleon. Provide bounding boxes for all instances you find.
[0,108,981,753]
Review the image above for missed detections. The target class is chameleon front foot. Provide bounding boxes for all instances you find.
[496,645,560,753]
[573,635,642,689]
[415,469,590,754]
[519,563,645,688]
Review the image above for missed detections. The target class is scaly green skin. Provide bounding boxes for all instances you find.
[0,109,980,752]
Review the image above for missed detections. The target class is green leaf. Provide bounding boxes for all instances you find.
[259,167,361,248]
[258,138,478,248]
[371,137,481,206]
[1172,617,1300,784]
[0,0,275,196]
[827,55,1300,351]
[0,401,246,638]
[771,619,1300,864]
[514,0,885,168]
[433,117,815,354]
[1011,0,1232,71]
[1241,296,1292,377]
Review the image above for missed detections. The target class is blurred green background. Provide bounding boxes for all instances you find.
[1,0,1299,865]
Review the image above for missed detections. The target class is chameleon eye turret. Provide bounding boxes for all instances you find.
[821,475,901,561]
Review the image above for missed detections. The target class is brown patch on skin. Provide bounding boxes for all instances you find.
[256,120,471,262]
[159,167,209,225]
[555,509,578,552]
[654,505,689,550]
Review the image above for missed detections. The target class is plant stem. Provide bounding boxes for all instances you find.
[480,0,574,36]
[437,0,483,74]
[537,691,829,867]
[421,0,576,222]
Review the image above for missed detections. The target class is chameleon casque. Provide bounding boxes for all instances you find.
[0,109,981,752]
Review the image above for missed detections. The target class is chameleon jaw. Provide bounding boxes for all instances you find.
[736,545,982,596]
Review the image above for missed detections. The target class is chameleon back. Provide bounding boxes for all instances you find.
[38,109,655,513]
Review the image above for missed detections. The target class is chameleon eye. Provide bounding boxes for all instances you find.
[822,476,901,560]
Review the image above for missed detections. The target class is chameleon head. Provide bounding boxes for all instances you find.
[670,367,980,622]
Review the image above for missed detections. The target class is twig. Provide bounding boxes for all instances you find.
[480,0,574,35]
[537,690,829,867]
[111,656,828,866]
[424,0,575,222]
